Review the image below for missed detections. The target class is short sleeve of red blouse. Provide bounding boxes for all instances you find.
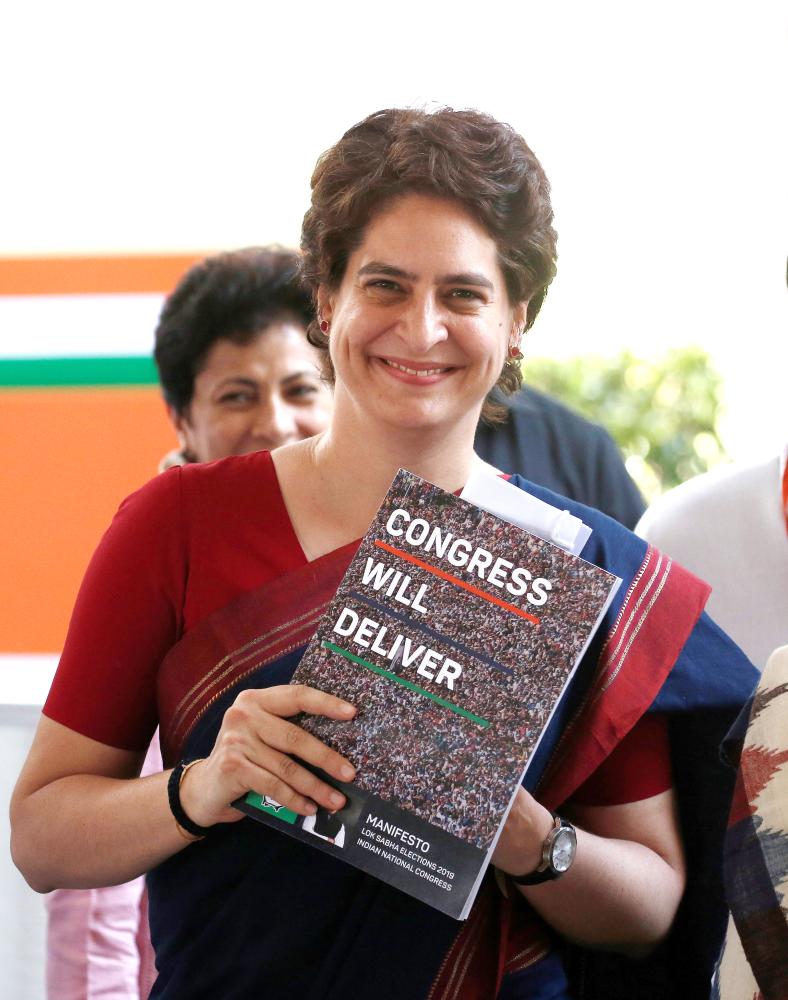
[44,468,186,752]
[569,712,672,807]
[43,451,309,751]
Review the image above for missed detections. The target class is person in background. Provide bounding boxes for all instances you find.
[638,446,787,996]
[156,246,333,469]
[637,447,787,671]
[44,246,333,1000]
[475,385,645,528]
[637,267,787,994]
[637,262,788,670]
[715,643,788,1000]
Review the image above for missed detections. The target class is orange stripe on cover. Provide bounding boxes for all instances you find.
[374,540,541,625]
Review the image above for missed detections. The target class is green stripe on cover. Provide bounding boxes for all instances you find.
[0,356,158,388]
[322,641,490,728]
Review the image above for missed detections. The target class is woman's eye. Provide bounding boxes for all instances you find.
[286,384,319,400]
[218,391,254,406]
[366,279,402,293]
[449,288,484,301]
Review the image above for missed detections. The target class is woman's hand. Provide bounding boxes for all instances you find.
[491,786,686,956]
[179,684,357,829]
[491,787,554,877]
[10,687,357,892]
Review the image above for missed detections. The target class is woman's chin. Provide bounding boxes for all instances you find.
[377,404,464,437]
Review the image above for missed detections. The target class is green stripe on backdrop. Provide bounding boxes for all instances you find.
[0,356,158,388]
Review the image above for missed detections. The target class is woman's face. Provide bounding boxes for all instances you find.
[172,323,333,462]
[319,193,522,437]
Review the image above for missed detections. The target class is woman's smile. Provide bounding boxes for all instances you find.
[375,356,457,383]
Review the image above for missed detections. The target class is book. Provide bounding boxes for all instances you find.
[236,470,620,919]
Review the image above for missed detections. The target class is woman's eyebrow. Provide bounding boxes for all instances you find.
[281,370,320,386]
[215,377,257,389]
[357,262,494,292]
[357,262,417,281]
[438,271,495,291]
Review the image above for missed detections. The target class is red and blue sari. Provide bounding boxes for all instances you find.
[148,477,757,999]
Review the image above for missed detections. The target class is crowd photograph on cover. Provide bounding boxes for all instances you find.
[2,3,786,999]
[297,472,618,852]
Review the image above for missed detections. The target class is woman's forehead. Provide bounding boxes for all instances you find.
[196,323,317,381]
[349,193,502,281]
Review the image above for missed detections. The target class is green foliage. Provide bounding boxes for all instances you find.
[525,347,728,501]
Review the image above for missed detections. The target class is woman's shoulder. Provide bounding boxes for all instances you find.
[147,450,279,517]
[105,451,280,548]
[176,449,276,493]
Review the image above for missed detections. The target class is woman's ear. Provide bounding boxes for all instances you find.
[317,285,334,324]
[508,301,530,352]
[167,404,190,451]
[512,301,529,335]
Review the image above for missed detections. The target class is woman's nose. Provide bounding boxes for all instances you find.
[251,397,299,448]
[400,294,448,353]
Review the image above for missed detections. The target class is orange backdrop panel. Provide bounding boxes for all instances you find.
[1,387,174,651]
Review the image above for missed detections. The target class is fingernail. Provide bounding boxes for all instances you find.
[340,764,355,780]
[304,802,317,815]
[330,791,345,808]
[341,702,355,715]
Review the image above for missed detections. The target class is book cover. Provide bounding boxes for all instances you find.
[236,470,620,919]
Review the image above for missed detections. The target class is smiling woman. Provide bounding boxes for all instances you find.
[10,108,755,1000]
[302,108,556,430]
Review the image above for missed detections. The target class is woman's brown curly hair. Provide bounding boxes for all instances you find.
[300,107,557,423]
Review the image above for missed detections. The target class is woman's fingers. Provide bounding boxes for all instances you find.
[252,742,349,813]
[256,684,357,722]
[253,714,356,784]
[185,685,358,825]
[227,685,357,784]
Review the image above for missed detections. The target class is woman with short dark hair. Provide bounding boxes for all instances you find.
[301,107,556,421]
[155,246,332,464]
[12,108,754,999]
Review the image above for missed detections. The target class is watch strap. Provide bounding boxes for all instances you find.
[510,864,558,885]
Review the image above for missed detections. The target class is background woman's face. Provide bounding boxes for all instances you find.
[173,323,333,462]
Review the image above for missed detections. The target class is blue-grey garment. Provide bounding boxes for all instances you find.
[475,387,645,529]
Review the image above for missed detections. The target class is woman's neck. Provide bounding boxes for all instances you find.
[273,408,496,561]
[319,407,482,504]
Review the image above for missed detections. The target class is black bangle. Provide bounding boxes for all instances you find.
[168,759,211,839]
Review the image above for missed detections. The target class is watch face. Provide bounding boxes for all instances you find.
[551,828,576,873]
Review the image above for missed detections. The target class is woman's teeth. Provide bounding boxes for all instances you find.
[383,360,448,377]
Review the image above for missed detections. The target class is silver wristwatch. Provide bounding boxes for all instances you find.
[510,813,577,885]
